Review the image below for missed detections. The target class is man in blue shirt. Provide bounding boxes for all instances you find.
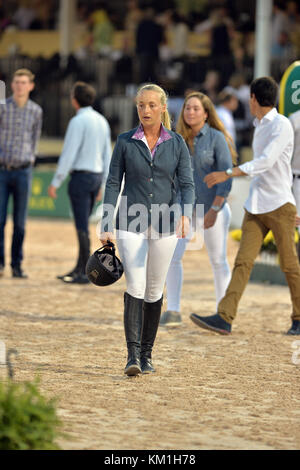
[0,68,43,278]
[48,81,111,284]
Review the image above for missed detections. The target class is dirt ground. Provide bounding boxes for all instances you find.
[0,218,300,450]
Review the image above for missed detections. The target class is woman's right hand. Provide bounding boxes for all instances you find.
[99,232,115,245]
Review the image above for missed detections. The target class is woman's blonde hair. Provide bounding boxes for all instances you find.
[176,91,237,163]
[136,83,172,130]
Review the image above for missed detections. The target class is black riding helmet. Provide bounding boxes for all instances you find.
[85,241,123,286]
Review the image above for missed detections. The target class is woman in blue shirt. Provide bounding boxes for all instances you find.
[161,91,237,325]
[99,84,195,375]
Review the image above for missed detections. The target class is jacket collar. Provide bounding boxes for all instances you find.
[131,124,173,162]
[132,123,172,143]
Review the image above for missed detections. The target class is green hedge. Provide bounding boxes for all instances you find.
[0,378,62,450]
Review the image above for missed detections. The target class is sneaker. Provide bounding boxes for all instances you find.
[160,310,182,326]
[190,313,231,335]
[12,267,28,279]
[286,320,300,335]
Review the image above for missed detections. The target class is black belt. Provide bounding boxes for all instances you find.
[71,170,102,175]
[0,162,31,171]
[293,174,300,179]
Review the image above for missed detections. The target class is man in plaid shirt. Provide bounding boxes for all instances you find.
[0,69,42,278]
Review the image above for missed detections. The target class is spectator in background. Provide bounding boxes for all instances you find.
[228,73,251,123]
[123,0,143,54]
[194,6,234,36]
[88,2,115,55]
[272,30,296,62]
[232,44,254,81]
[211,7,235,54]
[30,0,55,30]
[0,0,12,34]
[195,7,235,88]
[286,1,300,32]
[48,82,111,284]
[271,1,290,58]
[210,7,235,87]
[0,69,43,279]
[271,29,297,81]
[199,70,221,104]
[227,73,253,148]
[135,6,164,83]
[12,0,37,30]
[168,11,189,60]
[216,90,238,148]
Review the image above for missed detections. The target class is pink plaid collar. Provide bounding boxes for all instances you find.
[132,124,172,143]
[132,124,172,156]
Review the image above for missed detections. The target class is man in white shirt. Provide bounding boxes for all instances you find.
[48,82,111,284]
[289,109,300,261]
[190,76,300,336]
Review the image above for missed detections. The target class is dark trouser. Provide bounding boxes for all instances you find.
[0,167,32,268]
[68,171,102,273]
[218,203,300,324]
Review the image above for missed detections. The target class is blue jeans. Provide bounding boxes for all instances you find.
[0,167,32,268]
[68,171,103,233]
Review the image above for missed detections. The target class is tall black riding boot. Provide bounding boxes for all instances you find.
[58,230,90,280]
[76,230,90,275]
[141,297,163,374]
[124,292,143,376]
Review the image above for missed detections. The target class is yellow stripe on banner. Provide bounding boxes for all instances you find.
[279,61,300,115]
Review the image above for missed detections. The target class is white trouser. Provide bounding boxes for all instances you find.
[116,230,178,303]
[293,177,300,234]
[166,203,232,312]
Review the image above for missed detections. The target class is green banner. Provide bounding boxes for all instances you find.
[28,171,71,218]
[279,61,300,117]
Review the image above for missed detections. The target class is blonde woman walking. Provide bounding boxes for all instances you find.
[99,84,195,375]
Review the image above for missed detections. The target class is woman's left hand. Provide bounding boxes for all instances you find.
[176,216,190,238]
[204,208,218,229]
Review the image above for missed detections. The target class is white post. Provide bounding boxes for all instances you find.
[59,0,76,66]
[254,0,273,78]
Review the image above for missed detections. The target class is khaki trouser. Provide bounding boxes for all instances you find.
[218,203,300,324]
